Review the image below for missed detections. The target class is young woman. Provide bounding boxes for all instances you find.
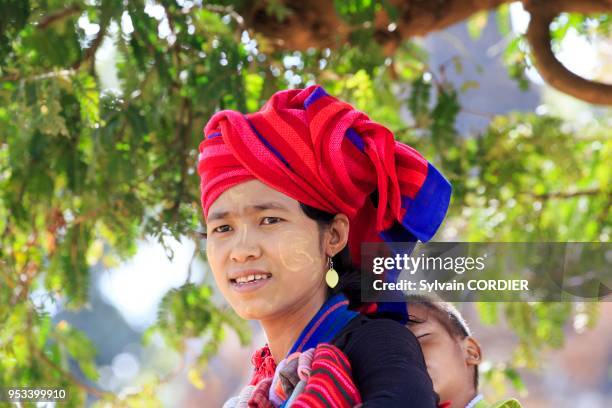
[198,85,452,407]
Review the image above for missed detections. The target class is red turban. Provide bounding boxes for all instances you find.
[198,85,451,268]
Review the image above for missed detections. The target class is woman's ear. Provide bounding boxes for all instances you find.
[325,213,350,256]
[463,336,482,367]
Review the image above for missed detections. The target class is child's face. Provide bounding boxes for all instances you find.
[407,305,475,404]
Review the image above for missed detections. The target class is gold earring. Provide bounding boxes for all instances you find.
[325,256,339,289]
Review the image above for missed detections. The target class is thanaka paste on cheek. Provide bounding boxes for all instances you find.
[277,229,316,272]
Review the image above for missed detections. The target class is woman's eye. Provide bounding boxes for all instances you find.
[261,217,281,225]
[212,225,232,233]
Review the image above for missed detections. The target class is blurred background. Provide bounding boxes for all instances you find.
[1,1,611,407]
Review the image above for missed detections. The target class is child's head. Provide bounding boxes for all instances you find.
[406,296,481,405]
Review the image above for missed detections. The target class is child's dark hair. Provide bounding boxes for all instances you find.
[406,295,479,390]
[298,202,362,308]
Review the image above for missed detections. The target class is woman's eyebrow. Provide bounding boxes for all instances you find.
[251,202,289,212]
[207,202,289,222]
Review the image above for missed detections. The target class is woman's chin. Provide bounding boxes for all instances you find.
[231,298,280,321]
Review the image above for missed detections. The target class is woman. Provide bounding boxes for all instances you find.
[198,85,451,407]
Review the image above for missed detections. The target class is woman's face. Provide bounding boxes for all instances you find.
[205,180,329,320]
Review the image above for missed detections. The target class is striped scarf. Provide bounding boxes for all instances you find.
[199,85,450,264]
[198,85,452,323]
[250,294,357,386]
[224,294,361,407]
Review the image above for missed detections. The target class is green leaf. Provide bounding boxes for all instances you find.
[504,367,527,393]
[73,72,100,127]
[245,73,264,112]
[460,80,480,92]
[380,0,399,22]
[334,0,377,24]
[58,324,99,381]
[476,303,499,325]
[496,4,511,36]
[408,75,432,127]
[467,11,489,40]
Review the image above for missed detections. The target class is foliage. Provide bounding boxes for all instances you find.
[148,283,250,364]
[501,9,612,92]
[0,0,610,405]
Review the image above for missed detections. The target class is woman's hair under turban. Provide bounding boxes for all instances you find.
[198,85,451,269]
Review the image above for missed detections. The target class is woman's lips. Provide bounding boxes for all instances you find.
[229,273,272,293]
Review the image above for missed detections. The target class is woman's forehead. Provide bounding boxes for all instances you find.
[207,180,299,217]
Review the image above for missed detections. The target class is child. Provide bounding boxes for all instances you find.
[406,296,522,408]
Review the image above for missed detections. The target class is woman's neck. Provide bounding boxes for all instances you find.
[260,289,327,363]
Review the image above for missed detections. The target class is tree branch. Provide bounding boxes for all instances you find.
[33,346,108,399]
[72,22,108,70]
[1,5,106,81]
[241,0,511,52]
[528,188,607,200]
[36,4,82,30]
[203,4,245,29]
[525,0,612,105]
[170,97,193,222]
[596,194,611,225]
[238,0,612,105]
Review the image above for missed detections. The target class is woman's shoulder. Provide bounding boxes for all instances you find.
[333,314,421,356]
[332,314,436,407]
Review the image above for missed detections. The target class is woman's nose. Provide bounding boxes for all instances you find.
[230,223,262,263]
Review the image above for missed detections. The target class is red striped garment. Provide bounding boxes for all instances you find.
[245,343,361,407]
[290,343,361,407]
[198,85,452,269]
